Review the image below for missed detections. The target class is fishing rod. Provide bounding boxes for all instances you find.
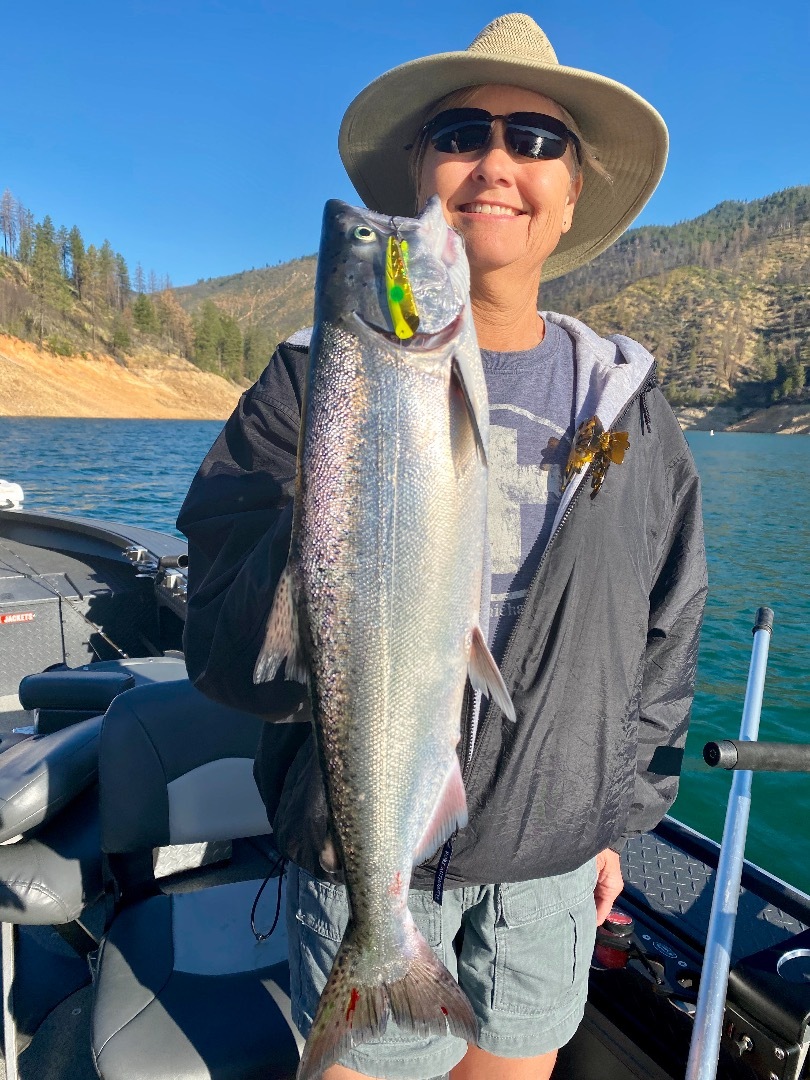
[685,607,775,1080]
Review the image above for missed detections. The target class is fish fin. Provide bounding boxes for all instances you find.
[387,924,477,1042]
[412,758,468,866]
[319,832,341,874]
[297,918,476,1080]
[253,565,308,685]
[469,626,516,722]
[451,358,487,467]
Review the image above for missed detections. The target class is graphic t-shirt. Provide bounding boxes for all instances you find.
[482,319,577,659]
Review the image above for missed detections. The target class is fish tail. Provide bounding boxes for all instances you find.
[386,928,478,1042]
[297,922,476,1080]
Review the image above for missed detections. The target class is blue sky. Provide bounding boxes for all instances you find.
[3,0,808,286]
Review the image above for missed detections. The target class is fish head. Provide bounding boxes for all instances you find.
[315,196,470,350]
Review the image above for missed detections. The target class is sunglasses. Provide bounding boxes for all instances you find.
[417,108,582,164]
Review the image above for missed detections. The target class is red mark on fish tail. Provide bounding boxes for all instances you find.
[346,987,360,1025]
[441,1006,448,1016]
[388,871,403,898]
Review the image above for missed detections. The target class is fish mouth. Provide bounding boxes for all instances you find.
[353,310,464,350]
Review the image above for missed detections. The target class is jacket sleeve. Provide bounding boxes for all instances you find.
[613,438,708,850]
[176,344,309,720]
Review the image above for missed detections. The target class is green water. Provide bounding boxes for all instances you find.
[677,431,810,893]
[2,421,809,891]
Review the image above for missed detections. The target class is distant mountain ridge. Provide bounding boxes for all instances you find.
[175,186,809,411]
[174,255,318,357]
[1,183,806,417]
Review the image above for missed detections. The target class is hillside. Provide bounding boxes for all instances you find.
[0,333,242,418]
[0,184,807,424]
[174,255,318,351]
[175,186,810,425]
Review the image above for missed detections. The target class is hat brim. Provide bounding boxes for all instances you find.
[339,52,668,281]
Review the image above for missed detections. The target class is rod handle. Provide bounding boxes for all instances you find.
[752,607,774,635]
[703,739,810,772]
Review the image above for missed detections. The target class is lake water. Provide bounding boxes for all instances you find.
[1,419,809,893]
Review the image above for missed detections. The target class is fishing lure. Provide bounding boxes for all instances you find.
[562,415,629,498]
[385,235,419,340]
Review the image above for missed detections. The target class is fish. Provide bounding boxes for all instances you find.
[254,195,515,1080]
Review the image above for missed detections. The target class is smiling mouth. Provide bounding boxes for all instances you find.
[458,203,524,217]
[353,310,463,349]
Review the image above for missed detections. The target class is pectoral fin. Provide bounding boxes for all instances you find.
[451,358,487,467]
[468,626,516,722]
[253,565,308,685]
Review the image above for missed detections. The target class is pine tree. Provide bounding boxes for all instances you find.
[84,244,101,344]
[0,189,17,257]
[243,325,273,381]
[132,293,159,332]
[16,206,34,265]
[134,263,146,294]
[192,300,222,371]
[115,253,131,310]
[153,289,193,355]
[111,312,132,352]
[30,215,70,339]
[68,226,86,298]
[56,225,70,277]
[219,313,243,379]
[98,240,117,307]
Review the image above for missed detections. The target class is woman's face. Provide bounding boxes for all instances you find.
[418,85,583,281]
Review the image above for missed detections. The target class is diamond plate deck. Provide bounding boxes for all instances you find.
[622,828,809,962]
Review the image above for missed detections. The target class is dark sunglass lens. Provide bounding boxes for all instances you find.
[508,124,567,160]
[431,120,491,155]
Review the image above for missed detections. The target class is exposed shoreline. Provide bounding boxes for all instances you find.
[0,333,243,420]
[1,333,808,431]
[673,401,810,435]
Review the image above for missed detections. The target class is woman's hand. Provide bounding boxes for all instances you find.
[594,848,624,925]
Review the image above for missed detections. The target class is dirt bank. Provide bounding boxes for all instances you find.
[0,334,244,419]
[673,400,810,435]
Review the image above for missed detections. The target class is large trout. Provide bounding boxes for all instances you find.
[254,196,514,1080]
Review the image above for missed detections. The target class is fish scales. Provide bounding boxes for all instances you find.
[254,196,515,1079]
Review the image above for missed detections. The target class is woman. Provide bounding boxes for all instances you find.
[178,13,707,1080]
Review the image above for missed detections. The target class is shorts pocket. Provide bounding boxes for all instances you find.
[407,887,442,949]
[291,868,349,1029]
[492,868,597,1017]
[296,870,349,943]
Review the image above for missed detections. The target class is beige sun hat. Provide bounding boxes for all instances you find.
[338,12,668,281]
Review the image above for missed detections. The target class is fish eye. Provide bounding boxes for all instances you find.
[353,226,376,242]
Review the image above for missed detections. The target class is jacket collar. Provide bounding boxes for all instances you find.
[542,311,656,531]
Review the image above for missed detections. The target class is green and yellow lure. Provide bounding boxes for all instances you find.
[385,236,419,340]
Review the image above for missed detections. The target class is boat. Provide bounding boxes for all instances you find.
[1,501,808,1080]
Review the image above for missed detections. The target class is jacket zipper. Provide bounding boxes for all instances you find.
[462,363,658,786]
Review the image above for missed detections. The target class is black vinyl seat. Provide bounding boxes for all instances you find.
[19,655,188,733]
[91,680,302,1080]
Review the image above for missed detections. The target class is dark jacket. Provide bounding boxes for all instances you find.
[177,313,707,889]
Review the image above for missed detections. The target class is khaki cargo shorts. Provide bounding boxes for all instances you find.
[286,858,598,1079]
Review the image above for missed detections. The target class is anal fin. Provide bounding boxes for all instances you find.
[413,758,468,865]
[469,625,516,722]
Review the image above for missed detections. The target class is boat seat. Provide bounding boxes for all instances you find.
[0,731,34,754]
[18,655,187,734]
[91,679,302,1080]
[0,782,103,924]
[0,714,103,846]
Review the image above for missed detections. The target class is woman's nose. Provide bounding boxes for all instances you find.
[473,127,515,185]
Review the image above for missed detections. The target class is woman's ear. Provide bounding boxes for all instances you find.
[562,171,584,234]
